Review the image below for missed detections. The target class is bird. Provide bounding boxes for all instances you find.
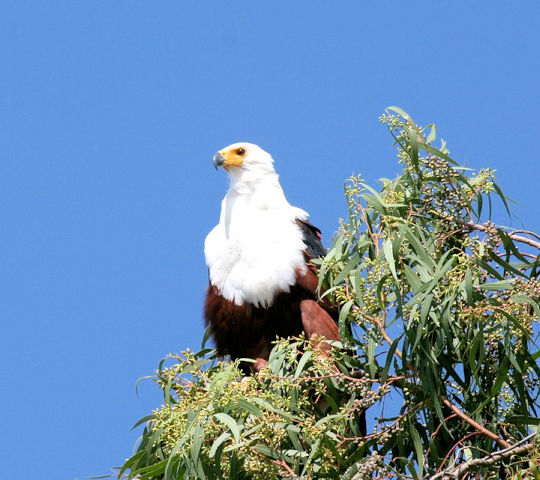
[204,142,339,372]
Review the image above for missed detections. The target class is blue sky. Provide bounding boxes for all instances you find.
[2,2,539,479]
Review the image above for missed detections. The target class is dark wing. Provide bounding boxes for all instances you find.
[295,218,326,259]
[294,217,339,323]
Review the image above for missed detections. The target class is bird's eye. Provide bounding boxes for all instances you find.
[236,148,246,156]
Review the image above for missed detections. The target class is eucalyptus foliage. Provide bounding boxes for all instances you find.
[120,108,540,479]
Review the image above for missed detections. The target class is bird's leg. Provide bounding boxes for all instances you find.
[253,357,268,372]
[243,337,270,374]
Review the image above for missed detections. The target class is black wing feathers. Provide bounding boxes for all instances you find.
[296,219,326,259]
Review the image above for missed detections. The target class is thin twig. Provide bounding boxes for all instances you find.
[497,251,538,260]
[434,431,483,476]
[271,459,296,477]
[356,309,403,359]
[250,448,296,476]
[424,414,458,459]
[336,402,424,447]
[441,398,511,449]
[359,203,380,256]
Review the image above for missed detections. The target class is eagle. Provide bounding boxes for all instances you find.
[204,142,339,372]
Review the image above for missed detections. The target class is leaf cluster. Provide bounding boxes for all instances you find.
[120,339,387,479]
[316,107,540,477]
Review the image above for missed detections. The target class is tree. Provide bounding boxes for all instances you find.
[119,108,540,479]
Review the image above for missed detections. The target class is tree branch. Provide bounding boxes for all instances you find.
[510,229,540,241]
[467,222,540,250]
[431,433,536,480]
[427,209,540,250]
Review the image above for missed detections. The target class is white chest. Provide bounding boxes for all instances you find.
[204,192,308,307]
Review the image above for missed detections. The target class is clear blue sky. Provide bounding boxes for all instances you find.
[2,2,539,479]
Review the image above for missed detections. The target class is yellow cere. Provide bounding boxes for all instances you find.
[220,147,246,168]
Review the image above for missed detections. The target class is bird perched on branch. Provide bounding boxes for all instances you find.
[204,142,339,372]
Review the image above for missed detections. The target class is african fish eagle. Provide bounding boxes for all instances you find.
[204,142,339,372]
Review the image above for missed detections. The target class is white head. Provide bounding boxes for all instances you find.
[212,142,277,187]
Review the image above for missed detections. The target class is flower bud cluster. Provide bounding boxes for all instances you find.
[483,221,500,248]
[350,452,389,479]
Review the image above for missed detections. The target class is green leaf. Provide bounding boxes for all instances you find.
[286,428,304,452]
[407,127,420,169]
[213,413,242,444]
[381,335,402,384]
[190,422,203,464]
[251,444,281,460]
[361,192,387,214]
[478,280,512,291]
[404,264,422,291]
[383,238,399,281]
[294,350,313,378]
[426,124,437,144]
[463,268,473,305]
[130,414,156,431]
[488,249,529,278]
[334,255,360,285]
[387,105,411,120]
[366,336,378,377]
[420,293,434,325]
[251,397,297,421]
[492,181,512,218]
[490,357,509,397]
[420,142,458,166]
[209,432,231,458]
[301,437,321,475]
[507,416,540,425]
[118,451,145,479]
[132,459,168,478]
[403,227,436,270]
[235,399,264,418]
[409,424,424,478]
[338,299,354,342]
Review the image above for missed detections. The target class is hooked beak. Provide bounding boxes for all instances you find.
[213,152,225,170]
